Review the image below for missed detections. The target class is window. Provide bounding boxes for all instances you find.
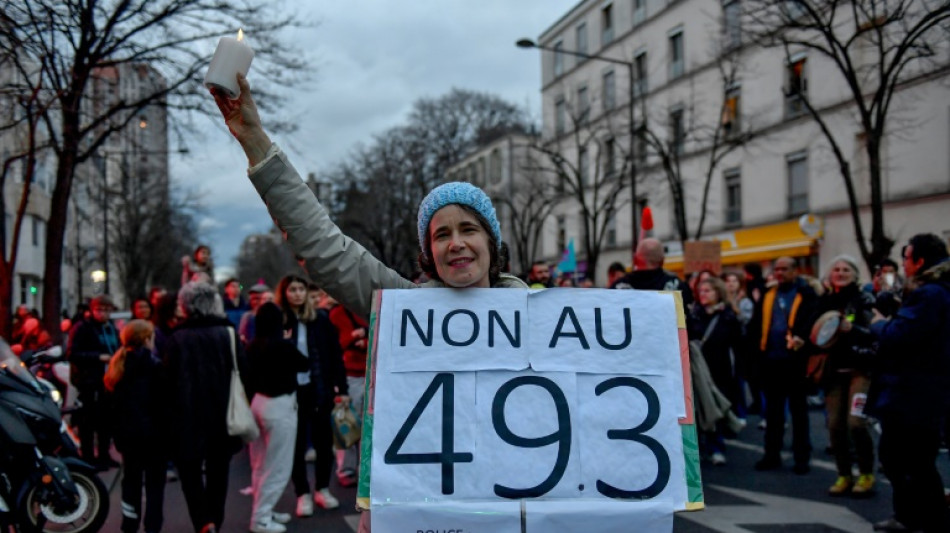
[557,215,567,252]
[722,84,741,136]
[606,213,617,247]
[634,49,648,97]
[602,69,616,111]
[555,97,566,135]
[636,123,648,165]
[553,40,565,77]
[577,85,589,124]
[579,147,590,185]
[633,0,646,24]
[723,0,741,49]
[603,137,616,177]
[724,169,742,225]
[785,55,808,118]
[668,27,684,80]
[669,106,685,156]
[31,215,44,247]
[575,23,588,64]
[787,151,809,215]
[489,149,503,184]
[601,4,614,46]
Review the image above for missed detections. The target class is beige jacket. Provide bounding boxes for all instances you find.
[249,146,527,320]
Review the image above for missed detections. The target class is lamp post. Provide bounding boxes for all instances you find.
[516,38,640,257]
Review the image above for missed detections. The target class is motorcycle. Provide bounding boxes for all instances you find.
[0,338,108,533]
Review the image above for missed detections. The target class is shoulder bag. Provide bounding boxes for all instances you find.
[226,327,259,443]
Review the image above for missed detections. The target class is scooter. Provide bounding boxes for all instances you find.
[0,339,109,533]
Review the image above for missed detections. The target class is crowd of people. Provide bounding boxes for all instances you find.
[7,72,946,533]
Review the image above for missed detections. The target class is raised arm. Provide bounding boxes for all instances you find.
[212,75,413,319]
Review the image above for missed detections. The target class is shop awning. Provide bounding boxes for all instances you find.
[664,219,820,272]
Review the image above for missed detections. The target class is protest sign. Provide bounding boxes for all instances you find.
[357,288,702,532]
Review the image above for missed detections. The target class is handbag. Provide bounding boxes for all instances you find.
[225,327,259,443]
[331,399,361,449]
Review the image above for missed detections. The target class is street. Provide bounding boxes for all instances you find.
[96,406,950,532]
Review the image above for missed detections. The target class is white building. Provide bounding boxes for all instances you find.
[533,0,950,284]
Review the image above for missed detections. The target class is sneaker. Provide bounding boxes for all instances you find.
[710,452,726,466]
[872,517,917,531]
[296,494,313,517]
[250,519,286,533]
[337,468,358,487]
[852,473,875,496]
[828,476,852,496]
[314,488,339,510]
[271,512,291,524]
[304,448,316,462]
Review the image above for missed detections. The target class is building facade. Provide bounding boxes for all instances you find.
[534,0,950,284]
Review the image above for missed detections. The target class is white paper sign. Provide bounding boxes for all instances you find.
[370,289,690,532]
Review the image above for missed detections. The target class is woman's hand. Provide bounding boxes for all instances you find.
[211,73,272,166]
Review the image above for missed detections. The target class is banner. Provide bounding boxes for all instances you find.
[357,288,702,532]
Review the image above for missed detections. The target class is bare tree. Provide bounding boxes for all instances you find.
[742,0,950,270]
[234,227,301,291]
[495,153,565,274]
[0,0,307,339]
[530,99,629,279]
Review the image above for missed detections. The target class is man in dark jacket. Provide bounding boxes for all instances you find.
[162,282,246,533]
[750,256,817,474]
[869,233,950,533]
[67,294,120,468]
[610,238,694,306]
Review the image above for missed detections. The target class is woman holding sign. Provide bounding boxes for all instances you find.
[212,74,528,531]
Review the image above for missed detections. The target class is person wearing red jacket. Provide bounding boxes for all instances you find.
[328,301,367,487]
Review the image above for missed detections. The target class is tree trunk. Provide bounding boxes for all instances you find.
[866,135,894,267]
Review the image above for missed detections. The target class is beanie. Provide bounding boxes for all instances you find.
[416,182,501,258]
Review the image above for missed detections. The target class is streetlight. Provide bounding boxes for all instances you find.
[516,38,640,257]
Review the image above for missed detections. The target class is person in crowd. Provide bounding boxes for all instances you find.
[17,316,53,352]
[181,245,215,287]
[723,271,754,329]
[750,256,818,474]
[557,275,576,287]
[688,270,716,312]
[812,255,877,497]
[67,294,121,469]
[866,258,903,295]
[307,282,322,311]
[275,274,349,518]
[526,261,553,288]
[104,320,166,533]
[606,261,627,288]
[162,282,245,533]
[214,72,529,532]
[10,304,32,345]
[131,298,153,321]
[743,263,767,305]
[868,233,950,533]
[328,298,369,488]
[689,276,744,465]
[610,238,694,306]
[239,282,272,345]
[148,286,167,312]
[152,293,181,356]
[222,278,249,328]
[245,302,309,533]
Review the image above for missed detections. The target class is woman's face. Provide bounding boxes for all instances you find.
[698,282,720,307]
[429,205,491,289]
[724,274,740,296]
[285,281,308,309]
[133,300,151,320]
[196,247,210,264]
[830,261,856,290]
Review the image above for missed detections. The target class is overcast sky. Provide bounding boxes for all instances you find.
[169,0,580,278]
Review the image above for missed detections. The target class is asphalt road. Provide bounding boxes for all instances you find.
[95,406,950,532]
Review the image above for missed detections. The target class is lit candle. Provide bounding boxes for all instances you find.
[204,29,255,99]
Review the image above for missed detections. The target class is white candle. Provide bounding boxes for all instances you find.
[204,29,255,99]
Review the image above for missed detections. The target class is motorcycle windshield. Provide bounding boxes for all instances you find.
[0,337,43,391]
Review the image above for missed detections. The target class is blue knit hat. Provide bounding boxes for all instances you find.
[417,181,502,258]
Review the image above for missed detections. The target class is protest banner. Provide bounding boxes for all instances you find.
[683,241,722,275]
[356,288,702,533]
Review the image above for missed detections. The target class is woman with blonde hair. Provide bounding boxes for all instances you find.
[104,319,166,533]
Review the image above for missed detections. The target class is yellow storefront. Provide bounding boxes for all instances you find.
[663,218,821,275]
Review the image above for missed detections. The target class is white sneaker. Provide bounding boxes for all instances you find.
[711,452,726,466]
[314,488,339,510]
[296,494,314,517]
[272,512,291,524]
[250,519,286,533]
[304,448,316,462]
